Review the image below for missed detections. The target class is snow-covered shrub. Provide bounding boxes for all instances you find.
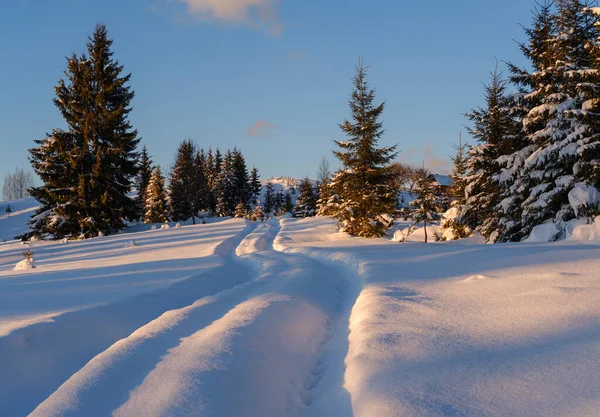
[15,250,36,270]
[568,183,600,220]
[524,223,560,243]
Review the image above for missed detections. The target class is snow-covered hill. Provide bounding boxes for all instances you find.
[1,217,600,416]
[0,197,39,242]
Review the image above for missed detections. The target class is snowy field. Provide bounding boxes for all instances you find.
[1,216,600,416]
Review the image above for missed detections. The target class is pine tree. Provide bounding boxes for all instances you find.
[215,151,237,217]
[264,182,275,215]
[497,1,600,240]
[325,60,398,237]
[449,133,468,205]
[232,149,251,210]
[136,146,153,220]
[250,202,266,222]
[294,178,317,218]
[249,167,262,205]
[28,24,139,239]
[410,171,441,243]
[145,167,169,224]
[169,140,197,222]
[316,157,332,215]
[464,68,523,240]
[234,200,248,218]
[194,149,210,216]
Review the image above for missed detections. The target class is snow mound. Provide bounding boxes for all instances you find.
[392,229,405,242]
[14,258,36,270]
[125,240,137,248]
[525,222,560,243]
[175,223,181,228]
[568,183,600,217]
[463,274,493,282]
[568,216,600,243]
[161,223,170,230]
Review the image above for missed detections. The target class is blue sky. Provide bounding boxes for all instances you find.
[0,0,534,183]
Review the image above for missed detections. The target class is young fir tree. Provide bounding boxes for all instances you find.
[250,201,266,222]
[264,182,275,215]
[284,192,294,214]
[326,60,397,237]
[249,167,262,206]
[464,68,523,240]
[294,178,317,218]
[205,148,217,214]
[194,149,210,216]
[145,167,169,224]
[28,24,139,239]
[136,146,154,221]
[215,151,237,217]
[316,157,332,215]
[169,140,198,223]
[232,149,251,210]
[410,171,441,243]
[234,199,248,218]
[440,134,471,240]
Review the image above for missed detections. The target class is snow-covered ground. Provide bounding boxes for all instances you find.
[0,197,39,242]
[1,214,600,416]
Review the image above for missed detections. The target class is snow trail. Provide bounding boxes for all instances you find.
[1,220,257,416]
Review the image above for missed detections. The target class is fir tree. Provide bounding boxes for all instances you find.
[136,146,153,220]
[232,149,251,210]
[264,182,275,215]
[234,200,248,218]
[449,133,468,205]
[410,171,441,243]
[250,202,266,222]
[215,151,237,217]
[205,148,217,214]
[145,167,168,224]
[316,157,332,215]
[464,68,523,240]
[294,178,317,218]
[325,60,398,237]
[498,1,600,240]
[28,24,139,239]
[194,149,210,216]
[169,140,197,223]
[249,167,262,205]
[284,192,294,214]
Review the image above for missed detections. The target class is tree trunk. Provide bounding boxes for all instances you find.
[424,220,428,243]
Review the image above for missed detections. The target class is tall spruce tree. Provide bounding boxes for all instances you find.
[449,133,468,206]
[145,167,169,224]
[194,149,210,216]
[464,68,523,240]
[28,24,139,239]
[169,140,198,223]
[232,149,251,210]
[497,0,600,240]
[249,167,262,206]
[326,60,398,237]
[264,182,275,215]
[136,146,153,220]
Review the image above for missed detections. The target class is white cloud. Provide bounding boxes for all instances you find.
[247,119,278,137]
[178,0,283,36]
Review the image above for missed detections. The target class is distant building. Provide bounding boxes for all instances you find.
[429,174,453,196]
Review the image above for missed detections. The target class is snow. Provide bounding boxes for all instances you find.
[568,182,600,217]
[525,222,560,243]
[2,212,600,416]
[0,197,40,242]
[14,257,36,270]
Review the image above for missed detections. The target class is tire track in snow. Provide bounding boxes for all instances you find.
[2,220,258,417]
[274,219,363,417]
[29,221,287,417]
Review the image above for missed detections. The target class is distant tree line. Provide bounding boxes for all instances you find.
[2,168,33,200]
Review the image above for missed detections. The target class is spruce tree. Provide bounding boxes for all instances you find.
[169,140,197,223]
[145,167,169,224]
[136,146,153,220]
[326,60,398,237]
[215,151,237,217]
[410,171,441,243]
[498,1,600,240]
[264,182,275,215]
[28,24,139,239]
[464,68,523,240]
[294,178,317,218]
[232,149,251,210]
[284,192,294,214]
[249,167,262,206]
[194,149,210,216]
[234,200,248,218]
[205,148,217,214]
[449,133,468,205]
